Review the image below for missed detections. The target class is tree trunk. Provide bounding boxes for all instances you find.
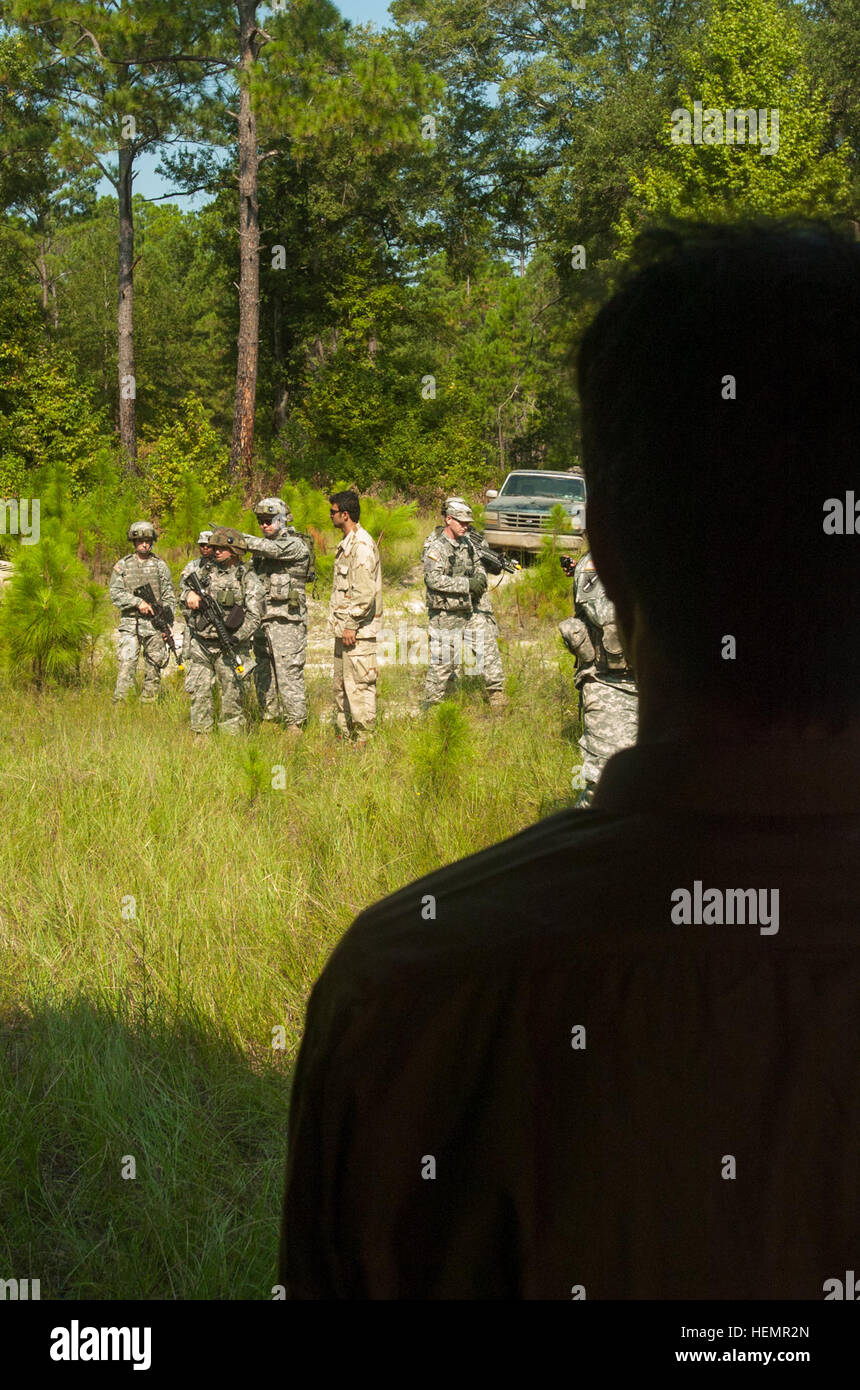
[37,239,49,317]
[231,0,262,484]
[118,142,137,470]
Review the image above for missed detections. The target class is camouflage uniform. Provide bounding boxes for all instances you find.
[180,556,264,734]
[421,528,487,706]
[110,550,176,703]
[244,520,313,728]
[559,552,638,805]
[328,523,382,737]
[178,553,213,666]
[463,528,505,694]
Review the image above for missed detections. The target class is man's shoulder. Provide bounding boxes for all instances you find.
[423,531,451,560]
[353,526,378,557]
[321,809,641,1000]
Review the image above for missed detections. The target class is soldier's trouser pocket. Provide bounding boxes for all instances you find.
[343,639,377,731]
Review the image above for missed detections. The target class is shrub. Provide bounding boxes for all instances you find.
[142,396,230,512]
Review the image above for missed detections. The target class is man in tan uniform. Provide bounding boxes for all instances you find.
[328,490,382,742]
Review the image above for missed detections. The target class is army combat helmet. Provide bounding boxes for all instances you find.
[255,497,293,525]
[209,526,247,557]
[444,497,473,524]
[128,520,157,542]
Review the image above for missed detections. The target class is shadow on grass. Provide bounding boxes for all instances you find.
[0,996,292,1301]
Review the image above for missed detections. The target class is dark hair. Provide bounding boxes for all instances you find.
[329,490,360,522]
[577,219,860,726]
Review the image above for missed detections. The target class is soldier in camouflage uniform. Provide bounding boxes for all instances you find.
[110,520,177,704]
[178,530,215,666]
[559,551,638,807]
[422,498,508,709]
[328,490,383,742]
[180,526,264,735]
[422,498,500,709]
[242,498,313,733]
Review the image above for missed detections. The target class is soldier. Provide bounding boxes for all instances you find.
[421,498,500,709]
[178,530,214,665]
[179,531,215,585]
[559,551,638,807]
[242,498,313,735]
[328,490,382,742]
[110,520,177,704]
[180,525,264,735]
[422,498,507,710]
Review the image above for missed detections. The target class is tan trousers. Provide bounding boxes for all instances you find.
[333,635,377,736]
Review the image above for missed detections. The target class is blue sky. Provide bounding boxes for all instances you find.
[99,1,398,206]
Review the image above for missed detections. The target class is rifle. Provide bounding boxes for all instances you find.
[133,584,183,670]
[496,551,521,574]
[185,570,246,676]
[467,528,521,576]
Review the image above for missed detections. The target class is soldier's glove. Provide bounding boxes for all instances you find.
[224,604,246,631]
[468,573,487,598]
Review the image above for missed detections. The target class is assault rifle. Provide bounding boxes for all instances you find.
[133,584,183,670]
[185,570,246,676]
[467,528,521,574]
[495,551,521,574]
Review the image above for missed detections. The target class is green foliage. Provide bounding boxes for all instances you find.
[64,448,148,577]
[142,395,230,514]
[160,469,210,552]
[616,0,853,240]
[495,508,576,624]
[0,340,111,494]
[0,468,110,687]
[410,698,474,795]
[237,743,270,805]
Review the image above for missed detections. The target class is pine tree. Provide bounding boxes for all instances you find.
[0,466,109,687]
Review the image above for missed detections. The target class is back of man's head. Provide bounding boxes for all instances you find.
[578,220,860,729]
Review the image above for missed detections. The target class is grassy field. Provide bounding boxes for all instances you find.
[0,557,582,1299]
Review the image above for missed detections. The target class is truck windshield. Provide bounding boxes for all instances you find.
[498,473,585,501]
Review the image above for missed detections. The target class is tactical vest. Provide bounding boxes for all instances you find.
[116,554,166,610]
[193,564,251,638]
[424,531,476,613]
[253,529,315,610]
[574,565,632,675]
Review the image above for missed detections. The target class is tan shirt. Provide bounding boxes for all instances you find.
[328,524,382,639]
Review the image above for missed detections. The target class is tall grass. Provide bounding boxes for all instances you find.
[0,555,581,1298]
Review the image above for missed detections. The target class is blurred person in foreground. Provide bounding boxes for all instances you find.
[280,220,860,1299]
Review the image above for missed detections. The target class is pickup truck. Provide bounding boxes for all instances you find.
[482,469,587,557]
